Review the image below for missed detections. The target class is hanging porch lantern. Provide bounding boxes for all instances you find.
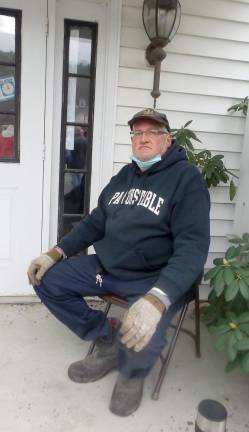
[142,0,181,107]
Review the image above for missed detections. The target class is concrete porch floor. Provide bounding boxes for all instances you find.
[0,301,248,432]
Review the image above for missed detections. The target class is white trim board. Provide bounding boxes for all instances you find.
[234,111,249,235]
[42,0,122,250]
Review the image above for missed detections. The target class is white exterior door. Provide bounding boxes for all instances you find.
[0,0,47,295]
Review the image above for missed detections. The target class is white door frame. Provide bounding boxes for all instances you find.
[42,0,122,250]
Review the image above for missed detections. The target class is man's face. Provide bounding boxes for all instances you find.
[131,119,172,161]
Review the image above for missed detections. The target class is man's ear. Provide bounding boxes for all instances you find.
[165,134,173,147]
[166,134,172,144]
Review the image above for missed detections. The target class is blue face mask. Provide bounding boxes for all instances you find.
[131,154,162,171]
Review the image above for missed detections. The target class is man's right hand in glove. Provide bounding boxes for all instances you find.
[27,247,63,286]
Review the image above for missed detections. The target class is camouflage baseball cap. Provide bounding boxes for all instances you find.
[128,108,170,132]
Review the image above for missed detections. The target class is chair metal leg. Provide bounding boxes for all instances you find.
[151,302,189,401]
[85,282,202,401]
[87,301,112,356]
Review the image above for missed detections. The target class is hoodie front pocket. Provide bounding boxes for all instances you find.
[136,248,157,270]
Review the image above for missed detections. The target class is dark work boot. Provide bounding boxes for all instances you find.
[109,373,144,417]
[68,318,120,383]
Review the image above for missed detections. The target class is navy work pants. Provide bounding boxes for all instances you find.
[35,254,187,378]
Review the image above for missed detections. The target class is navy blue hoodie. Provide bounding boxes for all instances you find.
[58,142,210,303]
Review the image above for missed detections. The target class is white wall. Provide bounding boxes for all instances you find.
[114,0,249,274]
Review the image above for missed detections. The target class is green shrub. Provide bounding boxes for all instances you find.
[172,121,237,200]
[202,234,249,374]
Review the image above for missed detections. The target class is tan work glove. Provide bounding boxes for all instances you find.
[27,248,62,286]
[120,294,166,352]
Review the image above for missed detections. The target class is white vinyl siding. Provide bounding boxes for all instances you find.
[114,0,249,280]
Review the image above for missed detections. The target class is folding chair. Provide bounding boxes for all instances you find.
[87,275,202,400]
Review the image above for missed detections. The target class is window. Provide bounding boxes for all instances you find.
[0,8,21,162]
[58,20,97,240]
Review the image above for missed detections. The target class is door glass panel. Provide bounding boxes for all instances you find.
[0,9,21,162]
[67,76,89,123]
[58,20,97,240]
[61,216,81,238]
[64,172,85,214]
[65,125,88,169]
[0,66,15,113]
[0,113,15,158]
[0,15,15,63]
[69,27,92,75]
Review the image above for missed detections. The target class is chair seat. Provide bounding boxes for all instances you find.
[87,276,202,400]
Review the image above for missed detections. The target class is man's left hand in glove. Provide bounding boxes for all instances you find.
[120,294,166,352]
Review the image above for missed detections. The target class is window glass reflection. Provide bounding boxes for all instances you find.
[67,76,89,123]
[59,20,96,239]
[69,27,92,75]
[64,172,85,214]
[0,66,15,113]
[65,125,88,169]
[0,15,15,63]
[61,216,81,238]
[0,114,15,158]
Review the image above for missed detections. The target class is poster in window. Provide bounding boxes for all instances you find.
[0,75,15,101]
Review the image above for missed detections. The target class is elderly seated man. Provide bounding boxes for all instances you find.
[28,108,210,417]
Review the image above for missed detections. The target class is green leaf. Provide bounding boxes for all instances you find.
[184,120,193,128]
[211,324,231,335]
[205,150,211,158]
[212,154,224,161]
[188,130,202,143]
[223,267,235,285]
[225,356,241,373]
[238,269,249,278]
[229,237,242,244]
[227,333,237,361]
[226,311,237,321]
[239,280,249,301]
[214,271,225,296]
[186,151,196,164]
[241,352,249,373]
[225,246,238,260]
[230,262,242,269]
[221,173,229,184]
[207,289,217,303]
[235,329,243,341]
[213,258,224,265]
[215,332,230,351]
[229,179,236,201]
[192,136,202,144]
[235,338,249,351]
[225,281,239,301]
[204,267,221,281]
[227,97,248,116]
[237,312,249,324]
[205,166,213,179]
[228,103,239,112]
[240,324,249,336]
[242,233,249,242]
[185,139,194,150]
